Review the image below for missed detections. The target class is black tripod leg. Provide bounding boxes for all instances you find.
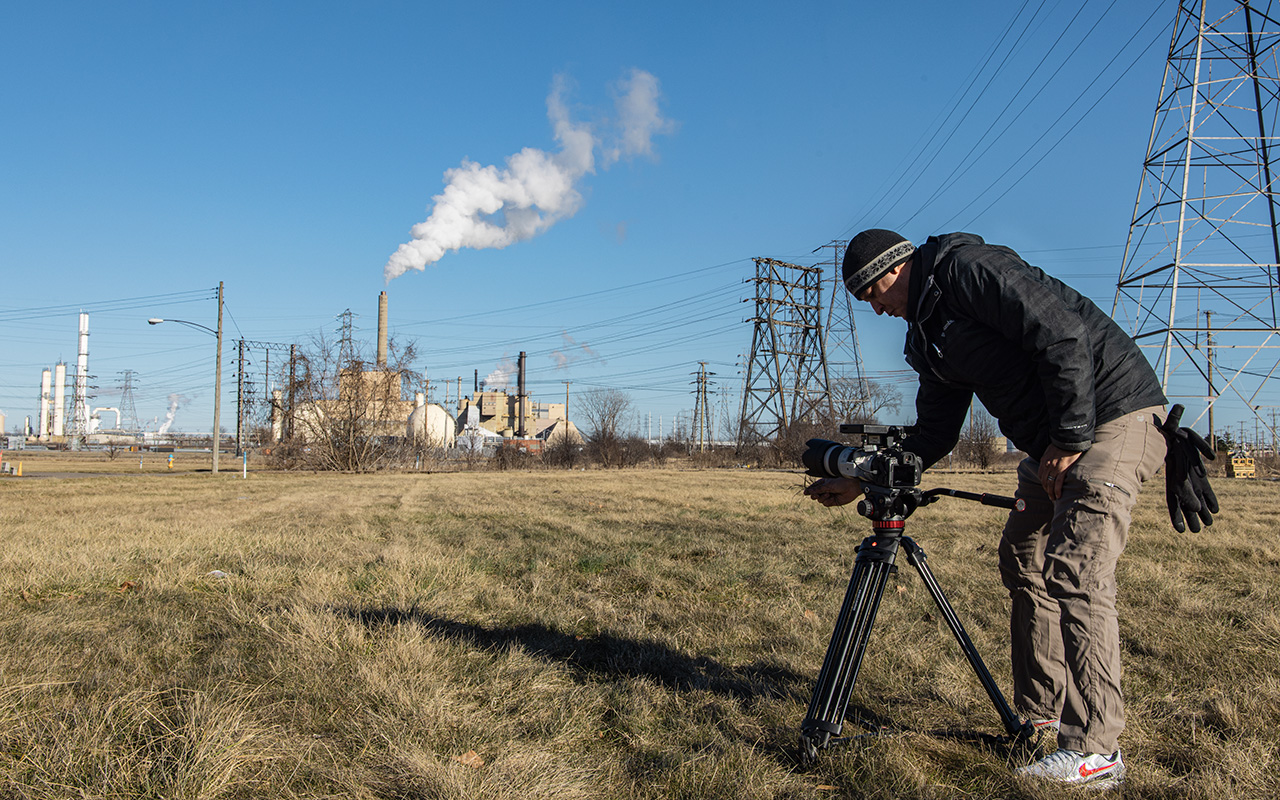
[901,537,1031,739]
[800,536,900,760]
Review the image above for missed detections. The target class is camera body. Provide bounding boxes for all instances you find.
[804,424,922,489]
[837,424,923,490]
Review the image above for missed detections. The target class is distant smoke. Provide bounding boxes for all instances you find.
[481,357,518,391]
[550,332,601,369]
[384,68,675,282]
[157,393,189,435]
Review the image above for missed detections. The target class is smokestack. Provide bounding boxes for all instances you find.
[53,363,67,437]
[377,291,388,367]
[39,368,51,440]
[474,369,478,394]
[271,390,284,442]
[517,351,527,438]
[73,312,90,438]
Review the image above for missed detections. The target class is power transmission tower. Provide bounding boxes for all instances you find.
[816,239,872,421]
[691,361,715,451]
[118,370,139,432]
[737,257,833,448]
[336,309,357,368]
[1115,0,1280,445]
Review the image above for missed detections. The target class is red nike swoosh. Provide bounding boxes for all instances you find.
[1079,762,1115,778]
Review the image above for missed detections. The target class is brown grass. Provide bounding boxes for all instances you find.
[0,462,1276,798]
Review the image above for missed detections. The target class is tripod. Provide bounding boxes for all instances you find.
[799,483,1034,761]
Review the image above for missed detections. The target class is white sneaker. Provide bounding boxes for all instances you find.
[1016,748,1125,787]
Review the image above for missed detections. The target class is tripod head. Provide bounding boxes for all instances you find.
[834,424,925,522]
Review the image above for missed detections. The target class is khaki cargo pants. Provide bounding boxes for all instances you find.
[997,406,1166,755]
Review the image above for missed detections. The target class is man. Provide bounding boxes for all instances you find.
[804,229,1168,788]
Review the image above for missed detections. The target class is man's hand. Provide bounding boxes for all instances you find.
[804,476,863,507]
[1038,444,1083,502]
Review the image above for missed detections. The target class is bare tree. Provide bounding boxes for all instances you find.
[954,406,999,469]
[830,374,903,424]
[272,333,422,472]
[579,388,633,468]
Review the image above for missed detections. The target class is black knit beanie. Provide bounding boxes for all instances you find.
[842,229,915,297]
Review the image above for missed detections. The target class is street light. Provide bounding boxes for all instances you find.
[147,282,224,473]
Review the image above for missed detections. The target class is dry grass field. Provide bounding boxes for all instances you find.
[0,459,1276,799]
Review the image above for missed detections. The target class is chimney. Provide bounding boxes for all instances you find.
[377,291,388,367]
[517,351,527,437]
[39,368,51,440]
[53,363,67,437]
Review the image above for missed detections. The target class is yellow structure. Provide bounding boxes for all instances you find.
[1226,454,1256,479]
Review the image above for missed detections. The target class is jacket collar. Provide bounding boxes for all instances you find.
[908,238,941,326]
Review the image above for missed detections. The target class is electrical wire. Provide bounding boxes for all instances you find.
[0,288,216,323]
[949,6,1167,230]
[900,0,1113,229]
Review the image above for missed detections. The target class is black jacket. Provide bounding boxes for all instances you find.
[899,233,1166,468]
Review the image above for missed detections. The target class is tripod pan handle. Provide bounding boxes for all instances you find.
[923,487,1020,510]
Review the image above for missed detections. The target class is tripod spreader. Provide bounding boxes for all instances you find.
[799,486,1034,762]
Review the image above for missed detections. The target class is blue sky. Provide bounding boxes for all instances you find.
[3,1,1263,442]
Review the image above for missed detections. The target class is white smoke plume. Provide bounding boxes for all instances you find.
[384,68,674,282]
[157,393,189,435]
[550,332,601,369]
[481,357,518,391]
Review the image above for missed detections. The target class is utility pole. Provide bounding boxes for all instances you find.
[691,362,715,451]
[213,281,223,474]
[561,380,572,438]
[287,344,297,441]
[1206,311,1215,451]
[237,339,247,456]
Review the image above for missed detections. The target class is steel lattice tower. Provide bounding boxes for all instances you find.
[1115,0,1280,447]
[691,361,715,451]
[117,370,139,432]
[737,257,833,447]
[337,309,357,368]
[816,239,872,420]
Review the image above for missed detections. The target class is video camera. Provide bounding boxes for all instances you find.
[802,424,924,520]
[802,424,922,489]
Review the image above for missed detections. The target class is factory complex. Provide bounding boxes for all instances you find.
[4,292,582,457]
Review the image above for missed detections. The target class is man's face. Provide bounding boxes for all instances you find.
[855,262,910,318]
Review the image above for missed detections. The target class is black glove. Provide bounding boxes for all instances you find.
[1155,404,1219,533]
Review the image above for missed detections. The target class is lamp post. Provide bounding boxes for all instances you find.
[147,281,224,473]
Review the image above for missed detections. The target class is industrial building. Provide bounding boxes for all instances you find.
[281,292,578,451]
[14,292,578,456]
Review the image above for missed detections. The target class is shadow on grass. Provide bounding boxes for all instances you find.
[335,606,1028,767]
[337,605,810,703]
